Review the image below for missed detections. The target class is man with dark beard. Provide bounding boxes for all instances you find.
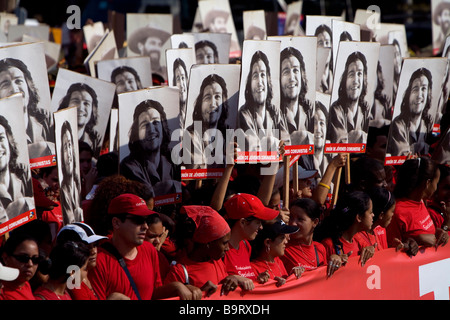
[120,100,181,198]
[434,1,450,51]
[172,59,188,130]
[327,51,370,144]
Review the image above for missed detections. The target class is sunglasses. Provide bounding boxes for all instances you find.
[11,254,41,265]
[125,215,153,226]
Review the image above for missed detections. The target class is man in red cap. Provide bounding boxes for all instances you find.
[222,193,279,285]
[88,193,202,300]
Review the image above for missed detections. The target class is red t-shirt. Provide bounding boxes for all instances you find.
[354,226,388,251]
[386,199,436,247]
[41,204,64,234]
[223,240,257,280]
[164,256,228,287]
[34,286,72,300]
[68,280,98,300]
[281,241,327,272]
[0,282,35,300]
[251,257,288,279]
[88,241,162,300]
[426,201,445,229]
[321,237,359,259]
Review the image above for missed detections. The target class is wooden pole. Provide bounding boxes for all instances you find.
[344,153,351,185]
[282,155,290,209]
[331,167,342,207]
[195,179,202,189]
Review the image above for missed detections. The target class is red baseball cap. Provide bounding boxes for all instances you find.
[181,206,230,244]
[224,193,279,221]
[107,193,158,216]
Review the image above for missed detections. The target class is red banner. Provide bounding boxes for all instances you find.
[0,209,37,236]
[384,155,407,166]
[198,246,450,300]
[181,168,225,180]
[324,143,366,154]
[29,154,57,169]
[284,144,314,156]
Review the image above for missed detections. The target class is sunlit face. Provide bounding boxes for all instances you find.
[175,66,187,103]
[69,90,93,131]
[0,67,29,115]
[137,108,163,152]
[242,218,263,241]
[298,178,313,198]
[379,203,395,229]
[201,82,223,127]
[196,46,216,64]
[289,206,317,241]
[115,215,149,247]
[62,129,74,176]
[314,108,326,148]
[86,244,98,270]
[345,60,364,102]
[114,71,138,94]
[281,56,301,100]
[208,232,231,260]
[0,125,10,172]
[317,31,331,48]
[250,59,268,105]
[424,169,440,200]
[269,233,289,257]
[409,75,429,115]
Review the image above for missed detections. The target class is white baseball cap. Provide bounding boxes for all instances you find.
[0,262,19,281]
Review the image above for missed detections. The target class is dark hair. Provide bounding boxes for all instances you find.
[250,219,283,260]
[290,198,322,221]
[195,40,219,62]
[244,50,273,107]
[95,151,119,178]
[172,58,188,87]
[0,115,19,173]
[368,187,395,221]
[315,100,328,120]
[314,24,332,40]
[110,66,143,90]
[280,47,310,112]
[78,141,93,157]
[128,99,171,159]
[58,83,99,147]
[39,241,90,282]
[337,51,368,109]
[0,232,38,258]
[191,73,229,133]
[367,125,389,148]
[339,31,353,41]
[394,156,439,199]
[350,156,386,192]
[314,191,371,246]
[438,164,450,185]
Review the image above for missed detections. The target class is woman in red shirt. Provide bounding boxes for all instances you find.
[0,233,40,300]
[34,241,91,300]
[250,219,303,287]
[315,191,375,267]
[387,157,449,248]
[164,206,251,296]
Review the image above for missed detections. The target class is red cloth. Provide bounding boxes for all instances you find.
[34,286,72,300]
[281,241,327,272]
[0,282,35,300]
[68,280,98,300]
[426,201,445,229]
[386,199,436,247]
[88,241,162,300]
[41,204,63,234]
[223,240,257,280]
[321,237,359,259]
[354,225,388,251]
[251,257,288,278]
[164,256,228,287]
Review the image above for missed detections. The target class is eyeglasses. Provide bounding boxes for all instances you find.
[11,254,41,265]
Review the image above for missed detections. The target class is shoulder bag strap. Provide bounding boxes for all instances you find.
[101,242,142,300]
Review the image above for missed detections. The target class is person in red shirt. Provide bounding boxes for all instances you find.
[164,205,249,296]
[222,193,279,289]
[88,193,202,300]
[426,164,450,231]
[315,191,375,267]
[34,241,91,300]
[0,233,40,300]
[387,157,449,248]
[282,198,341,277]
[250,219,303,287]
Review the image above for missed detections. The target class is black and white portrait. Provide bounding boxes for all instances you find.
[386,58,447,158]
[237,40,281,154]
[170,33,195,49]
[192,32,231,65]
[243,10,266,40]
[166,48,196,130]
[127,13,172,81]
[326,41,380,145]
[52,68,116,159]
[0,94,34,225]
[331,20,360,70]
[284,1,303,36]
[0,42,55,166]
[54,107,83,225]
[182,64,240,172]
[118,87,182,205]
[432,0,450,55]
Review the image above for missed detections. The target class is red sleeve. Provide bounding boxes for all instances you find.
[321,238,336,260]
